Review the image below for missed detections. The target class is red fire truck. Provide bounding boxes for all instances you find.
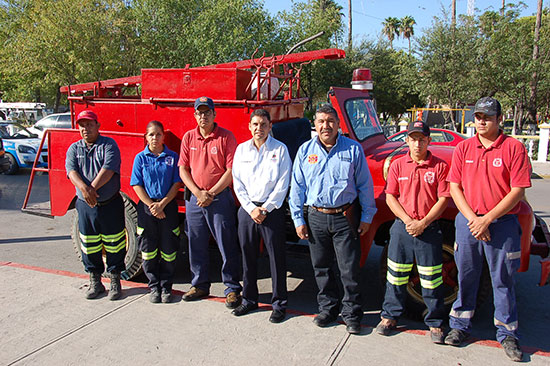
[23,47,550,315]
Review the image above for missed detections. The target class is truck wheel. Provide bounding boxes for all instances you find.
[3,153,19,175]
[379,238,492,320]
[71,193,143,280]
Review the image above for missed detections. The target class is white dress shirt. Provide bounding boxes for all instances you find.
[232,135,292,215]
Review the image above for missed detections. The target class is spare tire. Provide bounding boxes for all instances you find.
[71,193,143,280]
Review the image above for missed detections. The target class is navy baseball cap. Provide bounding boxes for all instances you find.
[407,120,430,136]
[473,97,501,116]
[194,96,215,111]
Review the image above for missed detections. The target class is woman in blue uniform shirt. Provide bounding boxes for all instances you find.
[131,120,182,303]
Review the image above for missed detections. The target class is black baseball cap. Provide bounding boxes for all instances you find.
[407,120,430,136]
[194,96,215,111]
[473,97,501,116]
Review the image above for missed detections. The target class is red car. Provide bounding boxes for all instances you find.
[388,127,467,146]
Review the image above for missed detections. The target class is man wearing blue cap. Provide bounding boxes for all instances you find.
[178,97,242,308]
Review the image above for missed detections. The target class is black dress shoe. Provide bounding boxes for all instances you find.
[269,309,286,323]
[346,321,361,335]
[231,302,258,316]
[313,313,337,327]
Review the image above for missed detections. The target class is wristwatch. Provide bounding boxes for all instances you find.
[260,209,268,216]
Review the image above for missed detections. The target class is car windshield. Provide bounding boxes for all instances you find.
[0,124,37,138]
[344,98,383,141]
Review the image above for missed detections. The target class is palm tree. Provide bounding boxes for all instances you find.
[400,16,416,54]
[382,17,401,49]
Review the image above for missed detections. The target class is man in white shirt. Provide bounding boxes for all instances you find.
[232,109,292,323]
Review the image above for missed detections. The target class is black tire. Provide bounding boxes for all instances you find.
[71,193,143,280]
[3,153,18,175]
[379,220,492,320]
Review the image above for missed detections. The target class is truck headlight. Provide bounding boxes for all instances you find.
[18,145,36,154]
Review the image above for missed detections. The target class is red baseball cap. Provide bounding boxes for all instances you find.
[76,110,98,124]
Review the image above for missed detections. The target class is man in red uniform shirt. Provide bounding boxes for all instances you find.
[376,121,450,343]
[178,96,242,308]
[445,97,531,362]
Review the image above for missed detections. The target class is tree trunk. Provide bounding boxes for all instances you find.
[54,85,61,113]
[528,0,543,123]
[347,0,352,51]
[501,0,505,16]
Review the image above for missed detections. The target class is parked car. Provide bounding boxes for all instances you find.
[27,112,72,139]
[0,123,47,174]
[387,127,467,146]
[0,137,10,173]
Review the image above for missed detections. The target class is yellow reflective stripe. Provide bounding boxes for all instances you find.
[417,264,443,276]
[137,226,144,235]
[387,259,413,273]
[419,276,443,289]
[141,248,158,261]
[81,243,102,255]
[387,272,409,286]
[173,227,181,236]
[101,230,126,243]
[79,233,101,244]
[161,251,177,262]
[104,240,126,254]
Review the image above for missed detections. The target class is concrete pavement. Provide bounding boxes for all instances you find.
[1,261,549,366]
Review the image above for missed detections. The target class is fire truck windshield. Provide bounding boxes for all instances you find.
[344,98,382,141]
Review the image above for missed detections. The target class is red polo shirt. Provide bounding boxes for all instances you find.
[385,151,450,220]
[178,124,237,191]
[447,132,531,215]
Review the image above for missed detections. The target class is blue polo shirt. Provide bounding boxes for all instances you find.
[65,135,121,202]
[130,145,181,199]
[289,134,377,227]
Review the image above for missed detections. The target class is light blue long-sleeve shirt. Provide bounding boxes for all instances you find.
[289,135,377,227]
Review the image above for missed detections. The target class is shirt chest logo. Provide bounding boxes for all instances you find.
[493,158,502,167]
[465,160,474,164]
[424,171,435,184]
[165,156,174,167]
[211,146,218,154]
[397,177,408,181]
[307,154,318,164]
[271,153,278,161]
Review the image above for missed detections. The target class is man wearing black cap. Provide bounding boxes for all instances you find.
[178,97,242,308]
[445,97,531,361]
[66,110,126,300]
[376,120,450,343]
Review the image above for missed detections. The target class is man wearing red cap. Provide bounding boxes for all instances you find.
[66,110,126,300]
[376,120,449,344]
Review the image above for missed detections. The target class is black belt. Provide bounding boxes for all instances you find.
[311,203,352,214]
[252,201,265,207]
[96,193,120,207]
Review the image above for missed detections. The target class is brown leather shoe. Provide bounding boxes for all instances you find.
[375,318,397,336]
[182,287,209,301]
[225,291,242,309]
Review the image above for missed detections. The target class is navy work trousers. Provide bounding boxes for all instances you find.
[185,189,242,295]
[76,194,126,274]
[237,206,287,311]
[450,213,521,342]
[307,207,363,323]
[137,199,180,291]
[381,219,446,328]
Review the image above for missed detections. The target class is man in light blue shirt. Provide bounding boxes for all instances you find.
[289,104,377,334]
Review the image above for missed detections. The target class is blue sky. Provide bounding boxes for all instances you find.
[263,0,539,50]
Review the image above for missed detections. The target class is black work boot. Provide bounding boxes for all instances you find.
[85,272,105,299]
[108,272,122,301]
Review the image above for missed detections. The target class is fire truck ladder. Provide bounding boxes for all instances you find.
[21,129,53,218]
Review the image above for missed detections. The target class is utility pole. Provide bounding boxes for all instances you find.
[451,0,456,27]
[348,0,352,51]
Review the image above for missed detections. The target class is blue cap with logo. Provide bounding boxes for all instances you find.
[194,96,215,111]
